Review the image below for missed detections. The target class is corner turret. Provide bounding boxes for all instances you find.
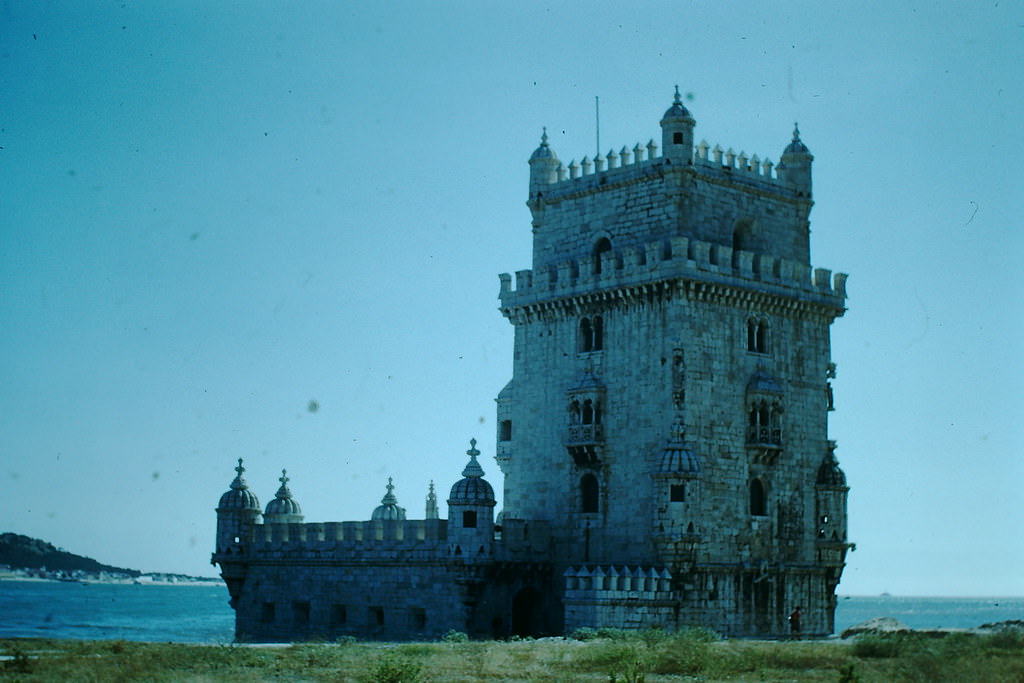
[447,438,496,562]
[778,123,813,197]
[528,128,561,198]
[264,469,304,524]
[215,458,262,555]
[660,85,696,165]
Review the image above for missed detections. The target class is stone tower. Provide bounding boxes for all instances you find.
[496,89,851,637]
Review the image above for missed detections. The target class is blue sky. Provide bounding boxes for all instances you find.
[2,2,1021,596]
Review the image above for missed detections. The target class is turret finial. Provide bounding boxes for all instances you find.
[462,438,485,478]
[674,85,681,104]
[541,127,548,146]
[231,458,248,489]
[279,469,289,487]
[793,122,801,141]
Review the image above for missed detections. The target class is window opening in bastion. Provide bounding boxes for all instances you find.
[747,319,770,354]
[330,604,347,627]
[293,601,310,629]
[593,237,612,274]
[670,483,686,502]
[580,473,599,513]
[462,510,478,528]
[499,420,512,441]
[579,316,605,353]
[750,479,767,516]
[260,602,275,624]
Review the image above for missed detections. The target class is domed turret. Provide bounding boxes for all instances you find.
[816,448,847,488]
[815,442,849,544]
[215,459,262,555]
[528,128,561,197]
[218,458,261,512]
[371,478,407,521]
[264,469,304,524]
[660,85,696,165]
[447,439,496,561]
[779,123,813,196]
[449,439,496,504]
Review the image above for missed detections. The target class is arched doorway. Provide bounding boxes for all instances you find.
[511,587,545,637]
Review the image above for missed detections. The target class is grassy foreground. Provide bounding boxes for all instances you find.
[2,628,1023,682]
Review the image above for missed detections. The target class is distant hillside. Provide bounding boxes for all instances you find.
[0,532,140,577]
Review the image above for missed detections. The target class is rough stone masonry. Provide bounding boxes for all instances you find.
[214,88,852,641]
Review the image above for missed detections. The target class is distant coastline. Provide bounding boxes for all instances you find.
[0,532,219,586]
[0,568,220,586]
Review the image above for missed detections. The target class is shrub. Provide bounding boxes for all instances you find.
[442,629,469,643]
[851,632,904,658]
[366,652,422,683]
[569,627,600,641]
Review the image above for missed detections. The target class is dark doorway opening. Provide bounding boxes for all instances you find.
[511,587,545,638]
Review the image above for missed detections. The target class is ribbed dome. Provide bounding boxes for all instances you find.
[661,86,694,122]
[372,478,407,521]
[783,124,811,156]
[529,128,557,161]
[657,415,701,475]
[264,469,303,519]
[449,439,496,504]
[218,459,261,511]
[816,449,847,487]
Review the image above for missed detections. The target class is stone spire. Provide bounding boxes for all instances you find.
[425,480,439,519]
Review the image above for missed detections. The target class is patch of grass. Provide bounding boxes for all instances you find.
[0,630,1021,682]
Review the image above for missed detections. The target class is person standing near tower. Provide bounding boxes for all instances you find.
[789,606,803,639]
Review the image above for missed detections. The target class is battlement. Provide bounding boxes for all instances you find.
[564,565,673,595]
[231,519,451,562]
[499,235,847,312]
[531,136,796,200]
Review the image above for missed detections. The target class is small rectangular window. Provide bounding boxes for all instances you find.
[670,484,686,502]
[260,602,275,624]
[331,604,347,627]
[370,606,385,626]
[293,601,310,628]
[463,510,478,528]
[499,420,512,441]
[411,607,427,631]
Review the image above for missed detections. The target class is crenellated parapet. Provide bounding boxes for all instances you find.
[230,519,451,563]
[528,132,805,206]
[564,565,673,595]
[499,235,847,318]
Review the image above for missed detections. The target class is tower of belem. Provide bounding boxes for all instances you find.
[213,90,851,641]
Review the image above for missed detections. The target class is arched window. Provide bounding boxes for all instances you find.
[755,321,769,353]
[581,399,594,425]
[747,318,769,354]
[593,238,612,275]
[750,479,767,516]
[593,316,604,351]
[569,400,581,424]
[581,474,599,513]
[579,318,593,353]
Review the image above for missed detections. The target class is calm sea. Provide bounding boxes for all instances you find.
[1,581,1021,643]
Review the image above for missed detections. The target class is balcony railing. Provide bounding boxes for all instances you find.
[746,425,782,447]
[567,423,604,444]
